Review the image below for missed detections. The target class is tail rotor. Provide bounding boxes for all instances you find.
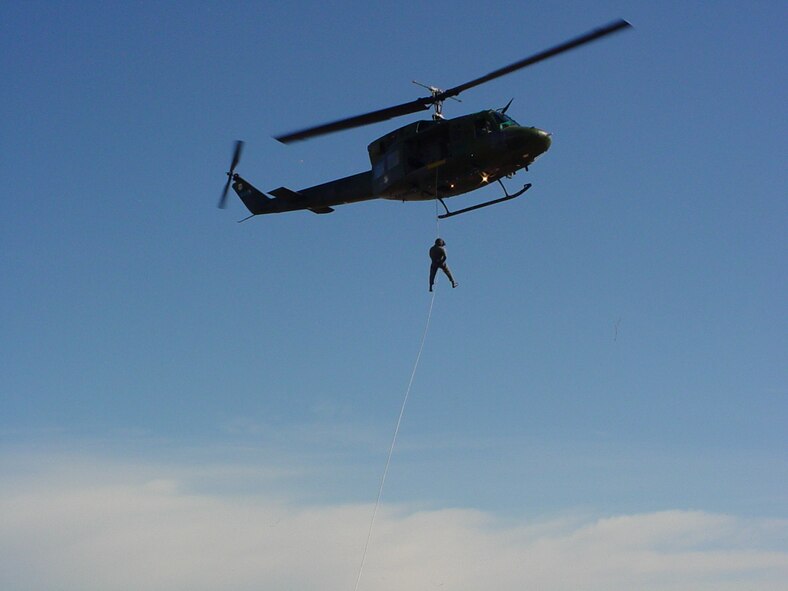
[219,140,244,208]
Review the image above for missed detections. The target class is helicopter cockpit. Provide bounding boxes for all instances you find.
[493,111,519,128]
[476,110,520,134]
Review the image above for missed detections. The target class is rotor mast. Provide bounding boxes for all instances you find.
[411,81,462,120]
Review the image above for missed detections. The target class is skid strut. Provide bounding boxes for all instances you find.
[437,181,532,219]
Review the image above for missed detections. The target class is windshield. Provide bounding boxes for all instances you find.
[491,111,519,128]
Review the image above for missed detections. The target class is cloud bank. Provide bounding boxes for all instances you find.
[1,453,786,591]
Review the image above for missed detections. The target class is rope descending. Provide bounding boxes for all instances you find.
[352,288,437,591]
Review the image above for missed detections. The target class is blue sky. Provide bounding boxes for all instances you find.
[1,1,786,589]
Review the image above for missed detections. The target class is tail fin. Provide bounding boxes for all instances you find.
[232,175,272,214]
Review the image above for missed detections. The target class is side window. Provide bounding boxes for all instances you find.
[373,149,400,180]
[386,150,399,169]
[475,117,492,136]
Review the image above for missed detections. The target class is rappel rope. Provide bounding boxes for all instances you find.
[352,200,442,591]
[352,289,436,591]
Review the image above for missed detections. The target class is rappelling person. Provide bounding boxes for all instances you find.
[429,238,457,292]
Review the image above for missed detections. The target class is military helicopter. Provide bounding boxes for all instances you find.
[219,19,631,219]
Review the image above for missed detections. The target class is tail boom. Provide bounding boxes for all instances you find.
[232,171,374,216]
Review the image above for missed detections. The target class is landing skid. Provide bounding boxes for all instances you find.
[437,180,532,219]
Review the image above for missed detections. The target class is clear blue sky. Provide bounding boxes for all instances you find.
[1,2,786,590]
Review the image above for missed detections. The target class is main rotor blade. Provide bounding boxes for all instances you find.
[274,19,631,144]
[275,97,433,144]
[435,19,632,101]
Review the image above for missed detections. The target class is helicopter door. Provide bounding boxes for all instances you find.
[420,126,449,165]
[405,140,426,171]
[450,120,475,155]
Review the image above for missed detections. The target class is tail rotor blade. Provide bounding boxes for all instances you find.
[218,140,244,209]
[229,140,243,171]
[219,176,232,209]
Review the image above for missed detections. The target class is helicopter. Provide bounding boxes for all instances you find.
[219,19,631,220]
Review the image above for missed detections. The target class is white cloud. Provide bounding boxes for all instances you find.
[1,452,786,591]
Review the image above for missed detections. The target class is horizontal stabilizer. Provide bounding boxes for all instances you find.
[270,186,334,214]
[269,187,304,200]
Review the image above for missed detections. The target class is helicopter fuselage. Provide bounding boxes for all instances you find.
[230,110,552,217]
[371,110,551,202]
[222,19,629,217]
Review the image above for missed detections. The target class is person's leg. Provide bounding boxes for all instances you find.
[429,264,438,291]
[441,263,457,287]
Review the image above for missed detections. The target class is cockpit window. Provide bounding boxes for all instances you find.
[491,111,519,128]
[475,111,520,136]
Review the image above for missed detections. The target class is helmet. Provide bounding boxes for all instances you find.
[435,238,445,246]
